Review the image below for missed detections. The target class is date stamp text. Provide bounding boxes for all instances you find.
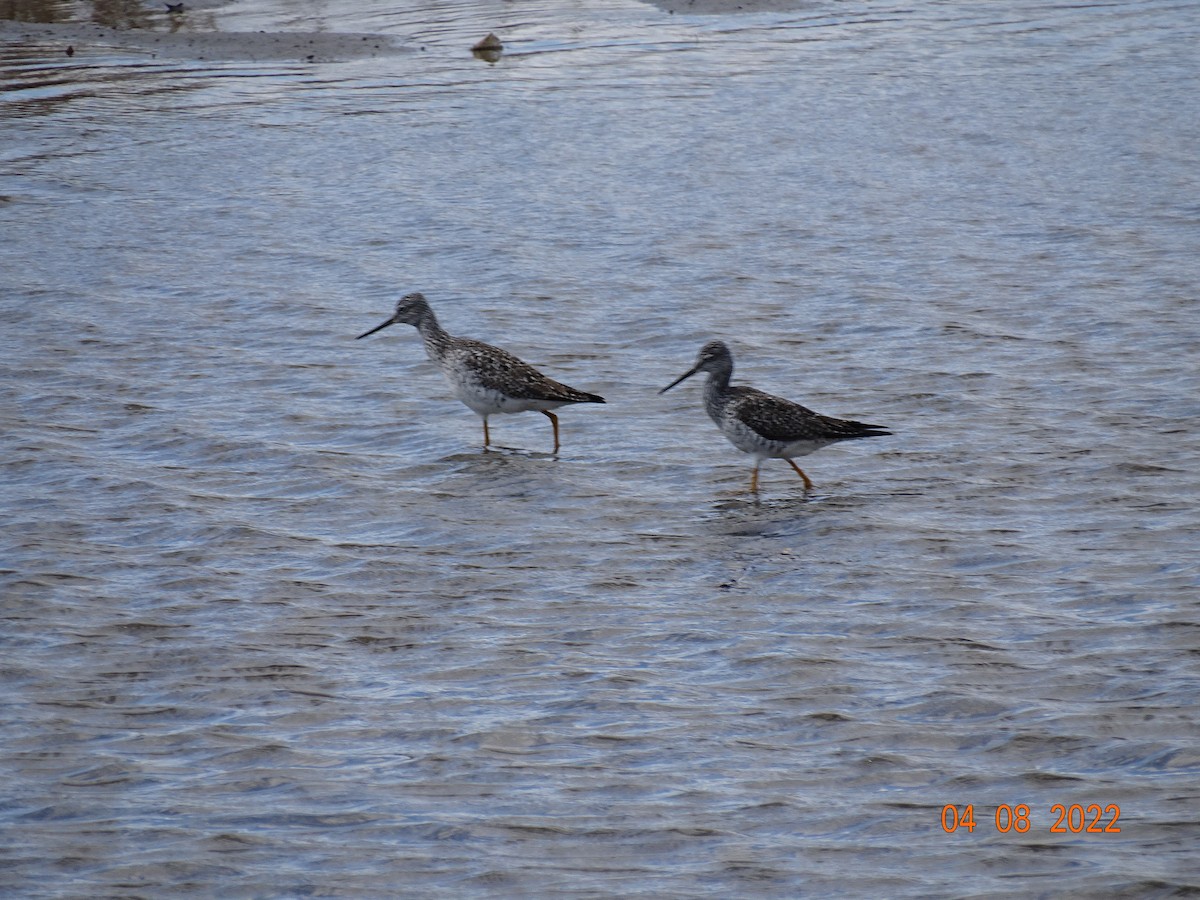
[941,804,1121,834]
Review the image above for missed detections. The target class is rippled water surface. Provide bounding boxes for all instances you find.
[3,0,1199,896]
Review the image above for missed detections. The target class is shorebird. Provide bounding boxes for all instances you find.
[659,340,890,493]
[357,293,605,453]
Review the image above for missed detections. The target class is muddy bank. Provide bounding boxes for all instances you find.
[0,19,403,62]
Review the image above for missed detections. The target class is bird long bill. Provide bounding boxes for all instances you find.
[356,317,396,340]
[658,366,700,394]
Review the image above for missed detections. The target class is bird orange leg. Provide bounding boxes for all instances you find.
[786,459,814,491]
[541,410,560,454]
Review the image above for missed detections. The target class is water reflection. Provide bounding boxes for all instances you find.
[2,0,146,26]
[0,0,73,24]
[90,0,152,28]
[3,0,1198,895]
[1,0,205,28]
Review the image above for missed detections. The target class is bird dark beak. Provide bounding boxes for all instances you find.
[356,317,396,340]
[659,365,701,394]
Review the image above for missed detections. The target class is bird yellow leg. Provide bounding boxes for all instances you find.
[786,459,814,491]
[482,417,491,449]
[541,410,560,454]
[750,464,760,493]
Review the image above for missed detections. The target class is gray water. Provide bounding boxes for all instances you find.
[3,0,1199,896]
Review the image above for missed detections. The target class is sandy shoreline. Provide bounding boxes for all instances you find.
[0,19,404,62]
[0,0,806,63]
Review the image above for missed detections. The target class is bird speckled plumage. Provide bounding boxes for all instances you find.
[660,340,890,492]
[357,292,605,452]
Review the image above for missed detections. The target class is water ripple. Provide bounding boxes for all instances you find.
[4,0,1199,895]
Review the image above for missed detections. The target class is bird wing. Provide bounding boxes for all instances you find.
[450,338,592,402]
[727,388,822,442]
[729,388,889,442]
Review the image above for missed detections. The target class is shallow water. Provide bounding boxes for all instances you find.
[3,0,1199,896]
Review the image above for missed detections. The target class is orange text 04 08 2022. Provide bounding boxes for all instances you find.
[940,803,1122,834]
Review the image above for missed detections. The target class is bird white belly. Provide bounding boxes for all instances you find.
[450,377,561,416]
[778,437,831,458]
[453,380,508,415]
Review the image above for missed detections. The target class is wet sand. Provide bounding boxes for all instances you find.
[0,0,810,64]
[0,19,402,62]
